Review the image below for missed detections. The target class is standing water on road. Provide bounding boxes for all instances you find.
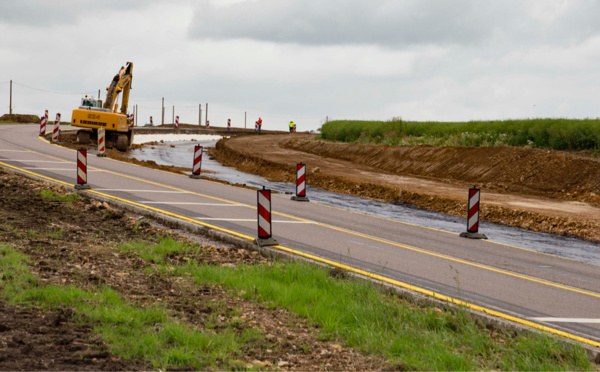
[130,135,600,266]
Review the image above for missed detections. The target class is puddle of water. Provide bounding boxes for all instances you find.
[129,135,600,266]
[133,134,224,144]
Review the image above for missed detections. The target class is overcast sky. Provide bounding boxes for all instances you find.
[1,0,600,131]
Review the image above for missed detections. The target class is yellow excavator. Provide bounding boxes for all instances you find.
[71,62,134,151]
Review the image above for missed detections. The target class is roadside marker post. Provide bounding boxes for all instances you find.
[190,145,203,179]
[129,114,134,127]
[175,116,179,128]
[460,186,487,239]
[255,187,279,247]
[97,128,107,157]
[51,113,61,143]
[74,148,91,190]
[39,110,48,136]
[206,120,210,129]
[150,116,153,126]
[227,118,231,131]
[291,162,310,202]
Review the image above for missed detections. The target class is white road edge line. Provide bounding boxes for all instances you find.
[139,202,242,206]
[529,318,600,324]
[193,218,315,223]
[95,189,188,193]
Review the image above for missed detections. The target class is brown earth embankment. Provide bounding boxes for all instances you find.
[211,134,600,242]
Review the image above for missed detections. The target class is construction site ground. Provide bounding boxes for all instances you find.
[210,133,600,243]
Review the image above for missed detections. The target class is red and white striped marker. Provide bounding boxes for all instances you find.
[150,116,153,126]
[129,114,134,127]
[39,110,48,136]
[206,120,210,129]
[190,145,202,179]
[227,118,231,131]
[291,163,309,202]
[97,128,107,157]
[460,186,487,239]
[74,148,91,190]
[175,116,179,128]
[52,113,61,143]
[255,187,278,246]
[254,121,258,132]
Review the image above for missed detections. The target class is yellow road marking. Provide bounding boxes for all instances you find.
[0,159,599,348]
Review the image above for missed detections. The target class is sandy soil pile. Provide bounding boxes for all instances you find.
[0,114,41,123]
[211,133,600,242]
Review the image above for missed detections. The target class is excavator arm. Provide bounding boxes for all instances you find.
[104,62,133,114]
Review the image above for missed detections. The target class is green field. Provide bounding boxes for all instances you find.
[320,118,600,151]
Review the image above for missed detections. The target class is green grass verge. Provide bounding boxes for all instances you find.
[37,189,79,203]
[131,238,590,371]
[320,118,600,151]
[0,243,263,370]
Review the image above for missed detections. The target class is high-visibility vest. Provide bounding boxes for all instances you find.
[289,121,294,128]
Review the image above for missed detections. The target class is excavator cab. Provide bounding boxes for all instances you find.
[79,95,103,109]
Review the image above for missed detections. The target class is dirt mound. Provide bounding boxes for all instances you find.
[211,134,600,242]
[0,113,41,123]
[282,138,600,205]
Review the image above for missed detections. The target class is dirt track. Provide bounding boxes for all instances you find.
[211,133,600,242]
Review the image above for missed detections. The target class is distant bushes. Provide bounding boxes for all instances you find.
[320,118,600,151]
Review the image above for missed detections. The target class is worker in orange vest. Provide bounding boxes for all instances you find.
[257,117,263,134]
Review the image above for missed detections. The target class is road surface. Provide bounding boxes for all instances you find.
[1,124,599,350]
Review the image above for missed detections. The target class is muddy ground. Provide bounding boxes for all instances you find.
[211,133,600,243]
[0,167,387,370]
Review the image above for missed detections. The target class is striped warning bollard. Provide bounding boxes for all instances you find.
[459,186,487,239]
[129,114,134,127]
[74,149,91,190]
[51,113,61,143]
[97,128,107,157]
[291,163,309,202]
[175,116,179,128]
[255,187,279,247]
[227,118,231,131]
[39,110,48,136]
[206,120,210,129]
[150,116,153,126]
[189,145,203,179]
[254,121,258,132]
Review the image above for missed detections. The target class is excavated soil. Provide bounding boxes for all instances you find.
[0,167,388,370]
[0,114,41,123]
[211,134,600,242]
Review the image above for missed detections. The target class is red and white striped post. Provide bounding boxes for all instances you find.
[150,116,153,126]
[190,145,203,179]
[460,186,487,239]
[175,116,179,128]
[291,163,310,202]
[74,148,91,190]
[39,110,48,136]
[51,113,61,143]
[254,121,258,132]
[129,114,134,127]
[227,118,231,131]
[97,128,107,157]
[206,120,210,129]
[255,187,279,247]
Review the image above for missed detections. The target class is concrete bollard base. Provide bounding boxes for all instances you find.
[460,232,488,240]
[291,195,310,202]
[74,184,91,190]
[189,174,203,179]
[97,153,107,157]
[254,237,279,247]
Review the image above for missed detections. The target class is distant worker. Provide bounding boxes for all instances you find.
[257,117,263,134]
[289,120,294,133]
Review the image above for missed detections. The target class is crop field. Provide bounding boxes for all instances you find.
[320,118,600,151]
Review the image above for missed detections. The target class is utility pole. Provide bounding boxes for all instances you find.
[172,105,174,124]
[98,89,101,99]
[245,111,247,129]
[199,104,202,125]
[205,103,208,126]
[161,97,165,125]
[9,80,12,115]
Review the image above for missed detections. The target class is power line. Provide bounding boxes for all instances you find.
[11,81,96,95]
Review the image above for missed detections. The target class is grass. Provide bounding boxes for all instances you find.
[320,118,600,151]
[0,243,264,370]
[1,236,593,371]
[38,189,79,203]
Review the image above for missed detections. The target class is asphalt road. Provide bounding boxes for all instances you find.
[1,124,599,349]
